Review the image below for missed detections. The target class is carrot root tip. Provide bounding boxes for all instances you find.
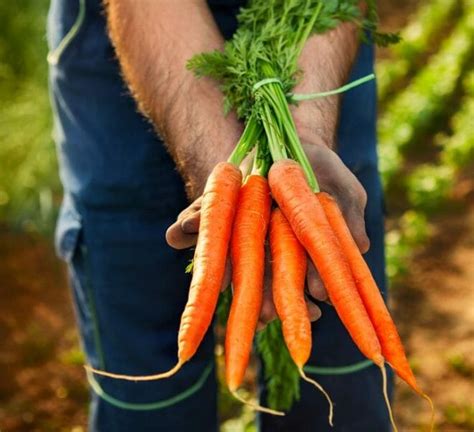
[231,390,285,417]
[299,368,334,427]
[84,360,184,382]
[380,364,398,432]
[420,392,435,432]
[374,354,385,368]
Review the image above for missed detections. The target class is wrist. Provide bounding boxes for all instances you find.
[160,82,242,197]
[293,112,337,151]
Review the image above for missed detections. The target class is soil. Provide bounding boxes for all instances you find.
[0,230,88,432]
[392,200,474,431]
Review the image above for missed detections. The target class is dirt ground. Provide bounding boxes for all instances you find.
[0,195,473,431]
[0,230,88,432]
[392,201,474,430]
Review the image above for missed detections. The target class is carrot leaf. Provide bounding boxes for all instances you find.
[216,289,232,326]
[188,0,398,120]
[256,320,300,411]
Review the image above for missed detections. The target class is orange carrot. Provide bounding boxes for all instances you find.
[318,191,434,426]
[226,175,271,391]
[225,175,284,416]
[269,160,399,430]
[85,162,242,381]
[270,208,334,425]
[269,208,309,368]
[268,159,383,367]
[317,192,416,385]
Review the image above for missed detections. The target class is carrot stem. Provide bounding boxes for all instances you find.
[84,361,184,381]
[421,392,435,432]
[253,134,271,176]
[258,62,319,192]
[294,2,323,59]
[298,368,334,427]
[261,102,287,161]
[289,74,375,102]
[228,114,260,166]
[231,390,285,417]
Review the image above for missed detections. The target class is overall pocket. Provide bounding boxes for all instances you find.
[56,195,106,370]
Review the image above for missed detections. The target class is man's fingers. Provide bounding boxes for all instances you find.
[306,300,322,322]
[346,208,370,254]
[221,258,232,292]
[181,212,200,234]
[306,261,328,301]
[259,287,277,323]
[166,197,202,249]
[339,187,370,254]
[257,300,277,331]
[303,144,370,254]
[178,197,202,219]
[257,264,277,331]
[165,222,197,250]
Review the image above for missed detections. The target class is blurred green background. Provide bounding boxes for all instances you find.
[0,0,59,234]
[0,1,473,431]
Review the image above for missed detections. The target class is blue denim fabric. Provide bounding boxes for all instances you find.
[48,1,391,431]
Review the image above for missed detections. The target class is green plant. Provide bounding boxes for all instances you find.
[407,164,455,212]
[444,403,474,428]
[378,2,474,187]
[439,71,474,169]
[256,320,300,411]
[60,348,86,366]
[385,211,430,280]
[0,0,59,232]
[405,71,474,213]
[447,353,474,378]
[377,0,459,101]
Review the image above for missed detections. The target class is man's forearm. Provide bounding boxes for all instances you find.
[105,0,242,196]
[293,21,361,149]
[105,0,362,194]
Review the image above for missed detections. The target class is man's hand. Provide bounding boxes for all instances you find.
[166,197,202,249]
[165,143,369,326]
[304,144,369,254]
[166,204,324,327]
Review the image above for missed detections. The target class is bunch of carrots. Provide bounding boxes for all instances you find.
[86,1,434,429]
[86,153,434,428]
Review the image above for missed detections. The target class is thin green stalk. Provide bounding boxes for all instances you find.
[295,1,323,60]
[278,94,319,191]
[228,114,261,165]
[259,63,319,191]
[261,103,287,161]
[289,73,375,102]
[253,134,271,177]
[263,86,319,191]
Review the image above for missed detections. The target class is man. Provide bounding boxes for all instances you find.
[48,0,390,430]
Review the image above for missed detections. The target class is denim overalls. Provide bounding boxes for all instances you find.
[48,0,391,430]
